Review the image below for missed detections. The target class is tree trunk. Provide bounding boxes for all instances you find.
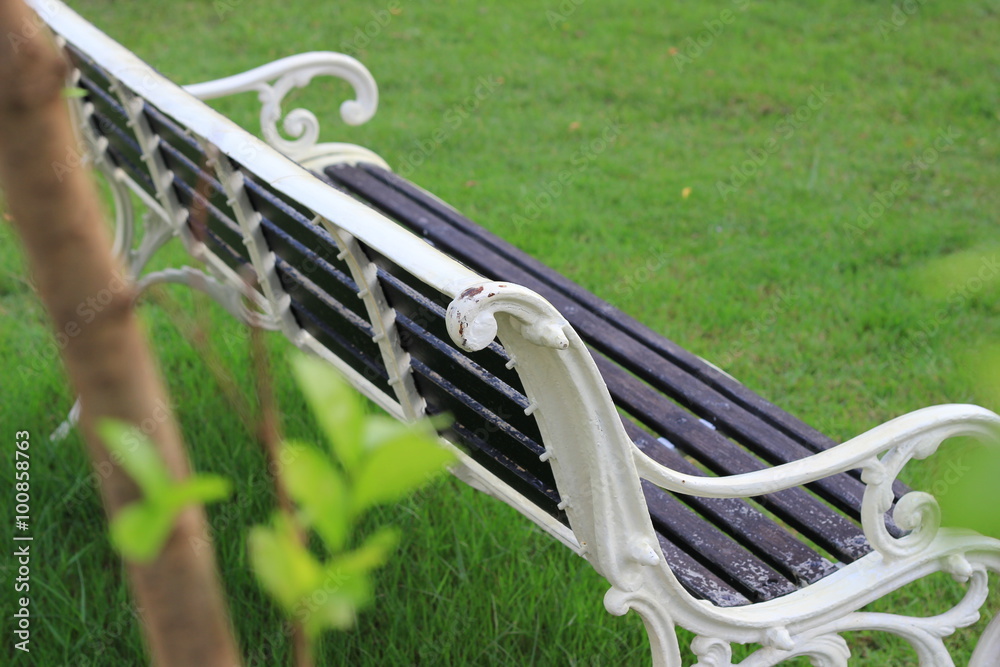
[0,2,242,665]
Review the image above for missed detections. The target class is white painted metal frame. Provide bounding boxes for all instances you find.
[183,52,390,171]
[36,1,1000,664]
[447,282,1000,666]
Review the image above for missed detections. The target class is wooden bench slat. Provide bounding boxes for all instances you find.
[154,136,239,227]
[322,164,875,519]
[276,261,382,359]
[653,534,751,608]
[412,360,563,516]
[143,104,212,172]
[621,419,838,584]
[401,326,552,471]
[258,218,369,322]
[640,481,799,602]
[375,267,531,400]
[357,166,834,450]
[396,313,546,445]
[608,358,875,561]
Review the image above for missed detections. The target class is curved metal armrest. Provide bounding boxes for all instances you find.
[183,52,381,163]
[446,281,1000,567]
[636,402,1000,562]
[633,404,1000,499]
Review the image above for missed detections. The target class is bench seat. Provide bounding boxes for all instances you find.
[321,162,910,606]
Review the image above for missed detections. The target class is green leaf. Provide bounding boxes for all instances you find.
[352,431,453,515]
[361,413,449,453]
[109,502,175,562]
[359,415,414,452]
[97,419,232,563]
[304,588,362,635]
[62,87,87,98]
[98,419,171,495]
[291,353,365,473]
[166,475,233,511]
[249,515,324,611]
[300,531,399,636]
[280,441,349,550]
[333,526,400,575]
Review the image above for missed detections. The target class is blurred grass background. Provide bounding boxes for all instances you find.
[1,0,998,664]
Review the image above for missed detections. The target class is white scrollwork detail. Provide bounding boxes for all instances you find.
[135,266,280,331]
[812,567,989,665]
[859,427,983,563]
[739,633,851,667]
[691,636,732,666]
[446,282,569,352]
[183,52,379,159]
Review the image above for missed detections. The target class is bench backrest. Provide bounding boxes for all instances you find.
[47,2,572,545]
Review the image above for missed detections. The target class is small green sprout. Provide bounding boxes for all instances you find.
[249,353,453,638]
[98,420,232,562]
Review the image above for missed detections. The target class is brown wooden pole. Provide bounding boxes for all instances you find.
[0,2,242,665]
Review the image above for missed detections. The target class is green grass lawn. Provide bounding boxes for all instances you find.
[2,0,999,664]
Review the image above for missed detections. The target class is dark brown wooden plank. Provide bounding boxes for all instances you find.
[654,534,751,608]
[622,419,869,565]
[351,164,910,501]
[602,353,878,558]
[411,360,560,514]
[620,419,839,582]
[323,163,873,517]
[356,166,829,443]
[640,480,798,602]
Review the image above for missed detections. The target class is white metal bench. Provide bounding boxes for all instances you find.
[36,1,1000,664]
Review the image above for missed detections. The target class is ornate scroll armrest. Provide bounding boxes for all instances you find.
[182,52,385,167]
[632,404,1000,499]
[634,402,1000,562]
